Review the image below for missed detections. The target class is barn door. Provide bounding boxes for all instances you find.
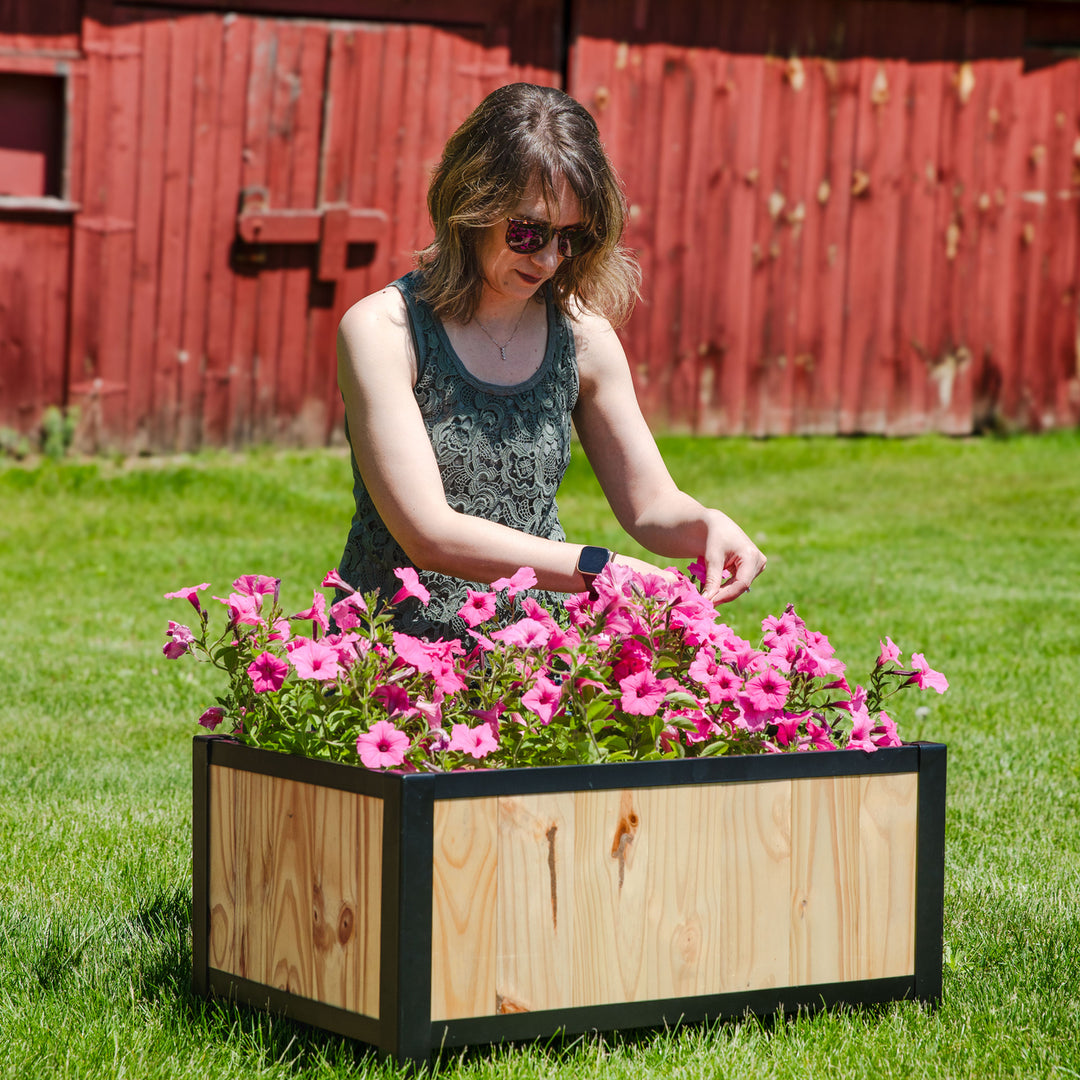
[70,4,560,451]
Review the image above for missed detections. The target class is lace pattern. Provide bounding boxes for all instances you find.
[337,271,579,640]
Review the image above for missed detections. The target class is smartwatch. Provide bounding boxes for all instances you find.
[576,545,611,599]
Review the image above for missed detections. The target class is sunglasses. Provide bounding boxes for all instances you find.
[505,217,594,258]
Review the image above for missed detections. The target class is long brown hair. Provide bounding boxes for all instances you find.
[415,83,640,327]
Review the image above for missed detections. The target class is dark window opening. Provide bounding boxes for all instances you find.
[0,73,65,199]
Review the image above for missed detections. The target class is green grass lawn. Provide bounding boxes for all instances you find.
[1,432,1078,1079]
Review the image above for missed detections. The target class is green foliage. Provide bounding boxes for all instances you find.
[40,405,80,459]
[2,434,1079,1078]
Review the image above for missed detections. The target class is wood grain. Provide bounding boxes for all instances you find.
[206,765,382,1017]
[495,792,575,1013]
[428,772,918,1018]
[430,797,498,1021]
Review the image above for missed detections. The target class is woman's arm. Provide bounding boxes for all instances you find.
[337,289,664,592]
[571,309,766,602]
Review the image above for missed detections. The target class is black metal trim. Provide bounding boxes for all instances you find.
[198,735,398,799]
[196,735,937,802]
[207,968,382,1045]
[914,742,947,1004]
[432,976,917,1050]
[377,778,402,1059]
[191,736,210,997]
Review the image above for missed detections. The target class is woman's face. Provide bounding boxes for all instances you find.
[475,175,584,306]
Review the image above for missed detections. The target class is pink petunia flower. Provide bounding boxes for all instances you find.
[291,590,329,635]
[286,637,342,682]
[490,618,551,649]
[741,669,791,714]
[330,593,367,631]
[448,722,498,760]
[247,651,288,693]
[232,574,280,602]
[163,621,194,659]
[391,566,431,606]
[373,683,412,716]
[164,583,210,614]
[457,589,497,627]
[491,566,537,600]
[521,675,563,725]
[321,568,355,593]
[198,706,225,730]
[846,704,877,752]
[618,669,673,716]
[877,636,902,666]
[214,591,263,627]
[909,653,949,694]
[871,711,903,748]
[162,641,189,660]
[356,720,410,769]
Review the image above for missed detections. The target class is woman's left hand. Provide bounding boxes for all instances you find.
[698,509,767,604]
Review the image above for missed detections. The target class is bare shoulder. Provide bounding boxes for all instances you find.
[337,284,416,382]
[566,299,627,384]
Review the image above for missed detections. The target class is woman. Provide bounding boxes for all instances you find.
[336,83,765,640]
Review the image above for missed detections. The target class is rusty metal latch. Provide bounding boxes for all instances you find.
[236,186,389,282]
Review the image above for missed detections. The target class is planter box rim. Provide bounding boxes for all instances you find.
[194,733,944,799]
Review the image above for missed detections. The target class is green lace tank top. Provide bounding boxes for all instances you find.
[336,270,579,640]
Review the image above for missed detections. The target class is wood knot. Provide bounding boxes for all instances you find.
[611,794,639,889]
[496,993,530,1014]
[337,904,354,946]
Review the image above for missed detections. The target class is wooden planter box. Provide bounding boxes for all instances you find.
[193,735,946,1066]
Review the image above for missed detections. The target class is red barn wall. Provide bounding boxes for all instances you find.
[1,0,1078,447]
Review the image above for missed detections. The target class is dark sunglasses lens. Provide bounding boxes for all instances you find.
[559,228,591,257]
[505,220,546,254]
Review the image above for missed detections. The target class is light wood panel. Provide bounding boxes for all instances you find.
[430,797,499,1021]
[429,772,919,1019]
[206,765,382,1017]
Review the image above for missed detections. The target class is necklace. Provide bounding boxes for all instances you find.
[474,303,529,362]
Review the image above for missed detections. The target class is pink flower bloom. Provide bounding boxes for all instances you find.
[286,637,342,682]
[741,669,791,714]
[247,651,288,693]
[322,568,355,593]
[232,574,280,601]
[468,702,505,731]
[871,711,903,748]
[166,621,194,644]
[490,618,551,649]
[267,617,291,642]
[457,589,497,627]
[773,711,810,747]
[356,719,410,769]
[522,675,563,724]
[491,566,537,600]
[198,706,225,730]
[391,566,431,606]
[291,590,329,635]
[793,647,847,679]
[846,705,877,752]
[910,653,949,694]
[465,628,496,651]
[373,683,412,715]
[877,636,901,666]
[322,632,360,669]
[430,657,467,696]
[162,640,189,660]
[618,669,673,716]
[805,717,837,751]
[214,591,263,627]
[685,557,707,584]
[330,593,367,631]
[517,596,557,628]
[448,722,498,760]
[164,583,210,614]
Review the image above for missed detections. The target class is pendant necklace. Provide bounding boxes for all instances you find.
[475,302,529,362]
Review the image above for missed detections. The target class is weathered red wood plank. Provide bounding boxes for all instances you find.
[250,19,301,441]
[202,13,252,447]
[1044,59,1080,427]
[714,52,765,435]
[150,14,197,450]
[888,61,946,435]
[173,13,224,450]
[227,16,276,446]
[127,13,168,451]
[839,59,907,435]
[275,20,327,443]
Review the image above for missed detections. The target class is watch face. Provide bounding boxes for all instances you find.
[578,546,610,576]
